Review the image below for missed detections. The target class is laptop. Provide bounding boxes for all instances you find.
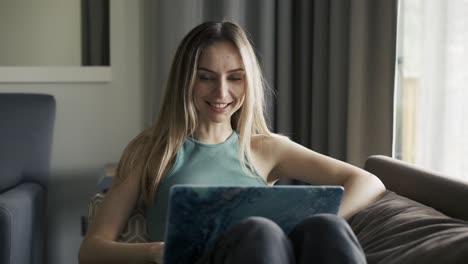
[162,185,344,264]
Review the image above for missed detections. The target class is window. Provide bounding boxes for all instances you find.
[394,0,468,182]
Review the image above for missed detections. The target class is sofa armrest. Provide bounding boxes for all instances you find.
[364,155,468,221]
[0,183,45,264]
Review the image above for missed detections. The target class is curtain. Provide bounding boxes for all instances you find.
[81,0,110,66]
[396,0,468,180]
[143,0,397,168]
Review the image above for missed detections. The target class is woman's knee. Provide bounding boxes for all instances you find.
[289,213,352,239]
[233,216,283,239]
[215,217,291,252]
[288,214,366,264]
[208,217,294,263]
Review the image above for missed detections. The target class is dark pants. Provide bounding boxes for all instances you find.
[196,214,366,264]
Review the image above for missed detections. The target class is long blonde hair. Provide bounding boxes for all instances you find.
[115,21,273,206]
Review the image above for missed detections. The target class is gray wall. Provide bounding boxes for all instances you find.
[0,0,81,66]
[0,1,149,263]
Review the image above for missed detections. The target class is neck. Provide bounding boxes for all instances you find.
[192,124,234,144]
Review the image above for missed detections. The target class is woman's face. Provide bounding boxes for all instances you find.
[192,41,246,126]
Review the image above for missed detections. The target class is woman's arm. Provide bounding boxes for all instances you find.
[78,165,163,264]
[266,136,385,220]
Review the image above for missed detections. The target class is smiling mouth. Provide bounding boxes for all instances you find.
[206,101,231,109]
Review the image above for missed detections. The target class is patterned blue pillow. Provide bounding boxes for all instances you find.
[87,193,150,242]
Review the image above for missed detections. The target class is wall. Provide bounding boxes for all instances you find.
[0,0,81,66]
[0,1,148,263]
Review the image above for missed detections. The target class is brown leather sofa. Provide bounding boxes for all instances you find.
[349,155,468,264]
[364,155,468,221]
[86,155,468,263]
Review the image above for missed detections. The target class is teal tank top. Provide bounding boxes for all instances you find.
[146,132,267,241]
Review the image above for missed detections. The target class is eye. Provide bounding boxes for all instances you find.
[228,75,243,81]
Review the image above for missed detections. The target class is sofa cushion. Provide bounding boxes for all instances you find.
[349,191,468,264]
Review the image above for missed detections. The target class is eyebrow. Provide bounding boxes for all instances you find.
[197,67,245,73]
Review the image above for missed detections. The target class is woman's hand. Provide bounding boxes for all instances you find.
[148,242,165,264]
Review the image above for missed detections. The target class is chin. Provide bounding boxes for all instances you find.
[208,115,231,124]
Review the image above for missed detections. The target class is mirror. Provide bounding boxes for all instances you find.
[0,0,109,67]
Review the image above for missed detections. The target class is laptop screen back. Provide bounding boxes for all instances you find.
[163,185,344,264]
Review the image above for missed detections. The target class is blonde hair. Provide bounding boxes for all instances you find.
[115,21,273,206]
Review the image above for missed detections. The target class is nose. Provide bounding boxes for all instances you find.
[214,78,229,99]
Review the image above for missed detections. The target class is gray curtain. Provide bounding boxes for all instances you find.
[81,0,110,66]
[143,0,397,168]
[275,0,397,168]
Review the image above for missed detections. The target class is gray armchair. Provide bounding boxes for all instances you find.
[0,93,56,264]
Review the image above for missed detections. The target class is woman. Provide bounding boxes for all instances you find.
[79,21,385,264]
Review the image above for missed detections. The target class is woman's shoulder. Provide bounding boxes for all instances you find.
[249,133,290,183]
[251,132,290,149]
[250,132,292,161]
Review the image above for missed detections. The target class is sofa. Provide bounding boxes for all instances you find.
[348,155,468,263]
[87,155,468,263]
[0,93,56,264]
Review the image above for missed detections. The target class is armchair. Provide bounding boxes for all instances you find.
[0,93,56,264]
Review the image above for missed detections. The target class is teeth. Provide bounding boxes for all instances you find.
[209,102,228,109]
